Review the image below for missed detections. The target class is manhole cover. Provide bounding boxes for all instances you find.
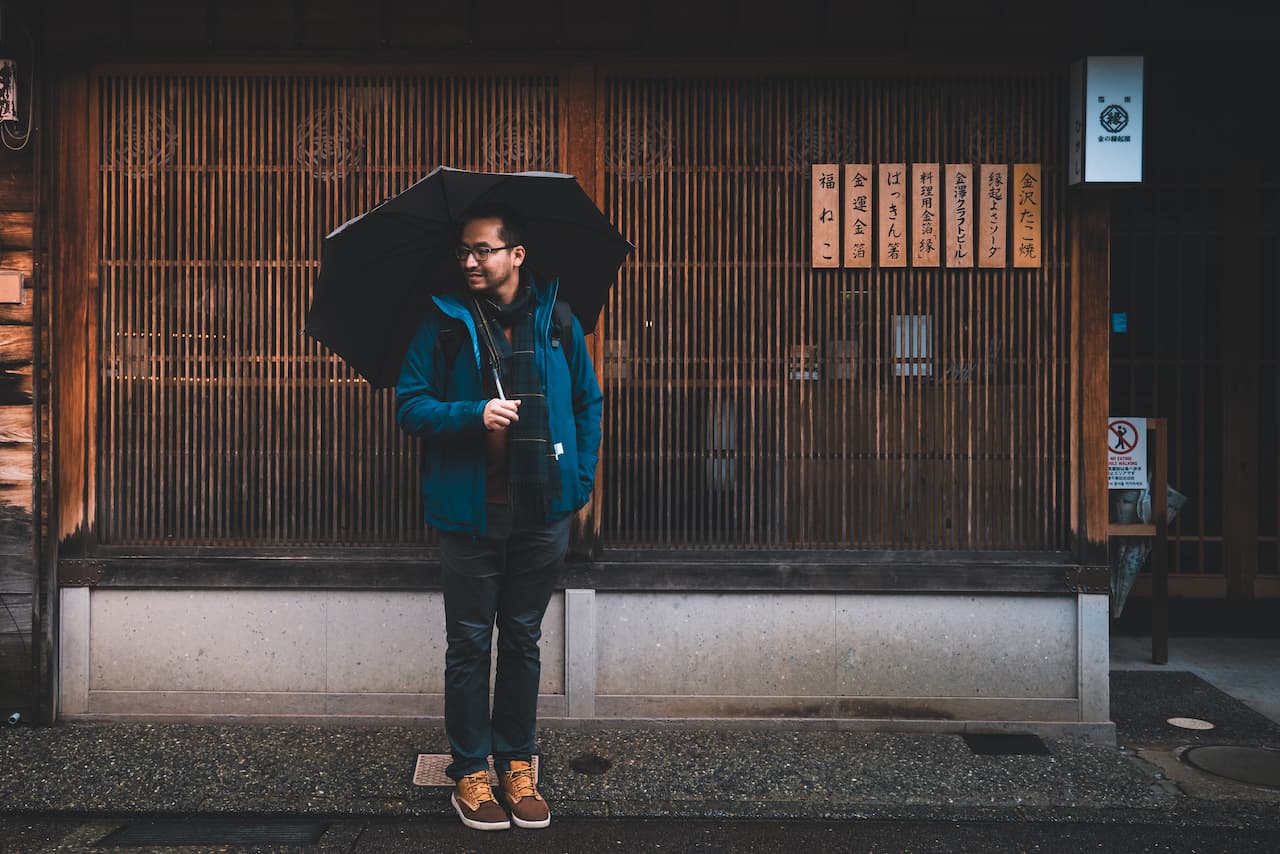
[1182,745,1280,788]
[413,754,540,787]
[1167,717,1215,730]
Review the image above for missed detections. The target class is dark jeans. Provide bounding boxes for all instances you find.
[438,514,570,781]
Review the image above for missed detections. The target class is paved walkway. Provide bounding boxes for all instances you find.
[1,661,1277,850]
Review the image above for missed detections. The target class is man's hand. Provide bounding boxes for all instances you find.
[483,398,521,431]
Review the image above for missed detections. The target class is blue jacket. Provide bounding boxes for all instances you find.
[395,277,604,536]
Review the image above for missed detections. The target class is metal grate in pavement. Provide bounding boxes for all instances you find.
[962,733,1053,756]
[95,821,329,847]
[413,753,540,786]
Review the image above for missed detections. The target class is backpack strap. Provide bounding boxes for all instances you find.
[433,299,575,386]
[431,314,468,387]
[551,298,576,367]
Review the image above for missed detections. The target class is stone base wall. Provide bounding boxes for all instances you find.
[58,588,1112,742]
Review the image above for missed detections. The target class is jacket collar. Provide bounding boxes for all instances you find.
[432,270,559,321]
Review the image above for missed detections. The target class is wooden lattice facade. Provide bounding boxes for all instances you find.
[89,68,1073,551]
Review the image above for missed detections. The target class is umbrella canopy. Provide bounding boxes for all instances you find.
[304,165,633,388]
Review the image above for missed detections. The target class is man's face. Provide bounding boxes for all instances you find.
[458,217,524,302]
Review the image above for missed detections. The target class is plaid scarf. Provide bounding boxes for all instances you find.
[471,281,560,526]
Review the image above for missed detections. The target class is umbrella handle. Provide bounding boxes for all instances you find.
[491,367,507,401]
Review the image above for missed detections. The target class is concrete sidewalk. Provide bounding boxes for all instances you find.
[1,670,1277,833]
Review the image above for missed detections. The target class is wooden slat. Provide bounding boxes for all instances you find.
[0,213,33,249]
[0,406,32,443]
[0,327,33,364]
[0,250,32,277]
[0,287,32,324]
[0,446,32,483]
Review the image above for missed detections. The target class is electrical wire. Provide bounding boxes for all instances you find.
[0,5,35,151]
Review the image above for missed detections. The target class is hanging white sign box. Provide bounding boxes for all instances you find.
[1069,56,1144,185]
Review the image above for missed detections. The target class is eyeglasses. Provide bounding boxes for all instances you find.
[455,244,516,262]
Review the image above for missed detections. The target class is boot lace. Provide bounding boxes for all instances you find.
[505,763,539,800]
[459,771,496,805]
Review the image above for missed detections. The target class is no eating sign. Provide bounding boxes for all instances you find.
[1108,417,1147,489]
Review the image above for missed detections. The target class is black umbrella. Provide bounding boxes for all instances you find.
[304,165,634,388]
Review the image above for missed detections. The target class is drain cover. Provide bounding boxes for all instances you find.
[96,821,328,847]
[413,754,540,787]
[962,734,1052,756]
[1167,717,1215,730]
[1182,745,1280,788]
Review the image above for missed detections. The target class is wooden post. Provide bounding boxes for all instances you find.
[1151,419,1169,664]
[50,68,95,556]
[1071,190,1110,564]
[1221,162,1260,600]
[561,63,605,560]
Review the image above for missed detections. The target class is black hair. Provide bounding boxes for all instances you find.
[459,202,527,247]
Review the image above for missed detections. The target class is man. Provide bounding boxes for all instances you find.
[395,204,603,831]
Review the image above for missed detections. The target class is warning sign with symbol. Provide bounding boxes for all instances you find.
[1108,416,1147,489]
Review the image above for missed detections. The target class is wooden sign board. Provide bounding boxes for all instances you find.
[978,164,1008,268]
[878,163,907,268]
[843,164,872,268]
[1012,163,1042,268]
[944,164,973,268]
[811,164,839,268]
[912,164,940,267]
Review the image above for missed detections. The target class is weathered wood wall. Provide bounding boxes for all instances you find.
[0,2,38,716]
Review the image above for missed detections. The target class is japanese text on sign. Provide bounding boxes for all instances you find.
[978,164,1008,268]
[1013,164,1041,268]
[912,164,940,267]
[1107,416,1148,489]
[811,164,839,268]
[945,164,973,268]
[844,164,872,268]
[878,164,907,268]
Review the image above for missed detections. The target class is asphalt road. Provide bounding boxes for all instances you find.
[3,816,1278,853]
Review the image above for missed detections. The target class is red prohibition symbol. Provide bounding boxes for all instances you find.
[1108,420,1140,454]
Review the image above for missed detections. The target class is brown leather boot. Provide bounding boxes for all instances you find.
[451,770,511,831]
[498,760,551,828]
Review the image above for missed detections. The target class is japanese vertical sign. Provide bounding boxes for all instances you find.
[912,164,939,267]
[808,161,1040,269]
[878,163,907,268]
[1108,416,1148,489]
[811,164,839,268]
[978,164,1008,268]
[945,164,973,268]
[843,164,872,268]
[1013,164,1041,268]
